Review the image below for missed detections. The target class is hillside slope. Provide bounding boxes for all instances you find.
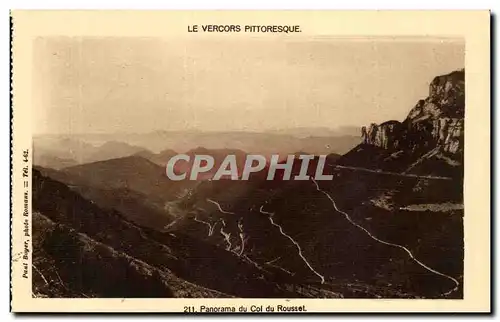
[32,169,300,298]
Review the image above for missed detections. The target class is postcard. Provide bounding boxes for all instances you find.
[10,10,491,313]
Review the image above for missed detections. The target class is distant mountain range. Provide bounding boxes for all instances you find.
[268,126,361,138]
[33,139,147,169]
[34,129,361,170]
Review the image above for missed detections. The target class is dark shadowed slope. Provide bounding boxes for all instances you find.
[160,70,465,299]
[164,166,463,298]
[32,169,315,298]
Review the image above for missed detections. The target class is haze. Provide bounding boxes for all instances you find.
[32,37,464,135]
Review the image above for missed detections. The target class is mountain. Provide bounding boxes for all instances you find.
[33,154,78,170]
[339,69,464,179]
[270,126,361,138]
[33,137,97,165]
[34,131,360,171]
[62,156,172,197]
[34,158,463,299]
[33,138,152,168]
[60,150,250,195]
[37,156,193,229]
[134,149,177,166]
[32,169,296,298]
[38,131,361,157]
[164,160,463,298]
[156,70,465,299]
[182,148,248,179]
[32,70,464,299]
[86,141,147,163]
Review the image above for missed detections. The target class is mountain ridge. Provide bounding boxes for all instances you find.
[341,69,464,178]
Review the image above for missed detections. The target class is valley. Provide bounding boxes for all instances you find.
[31,69,465,299]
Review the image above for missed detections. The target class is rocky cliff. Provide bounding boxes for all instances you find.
[361,69,464,155]
[343,69,464,178]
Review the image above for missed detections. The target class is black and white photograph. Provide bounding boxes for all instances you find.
[9,10,490,313]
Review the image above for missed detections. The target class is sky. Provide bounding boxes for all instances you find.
[32,37,464,134]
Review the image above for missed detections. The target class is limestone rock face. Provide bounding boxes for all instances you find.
[362,121,402,150]
[361,69,465,155]
[432,118,464,154]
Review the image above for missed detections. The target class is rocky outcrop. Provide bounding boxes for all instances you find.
[431,118,464,154]
[346,69,465,178]
[361,69,465,156]
[362,121,402,149]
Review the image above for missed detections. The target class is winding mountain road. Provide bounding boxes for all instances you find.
[312,178,460,297]
[330,164,453,180]
[202,182,459,297]
[260,205,326,284]
[193,216,218,236]
[207,199,236,214]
